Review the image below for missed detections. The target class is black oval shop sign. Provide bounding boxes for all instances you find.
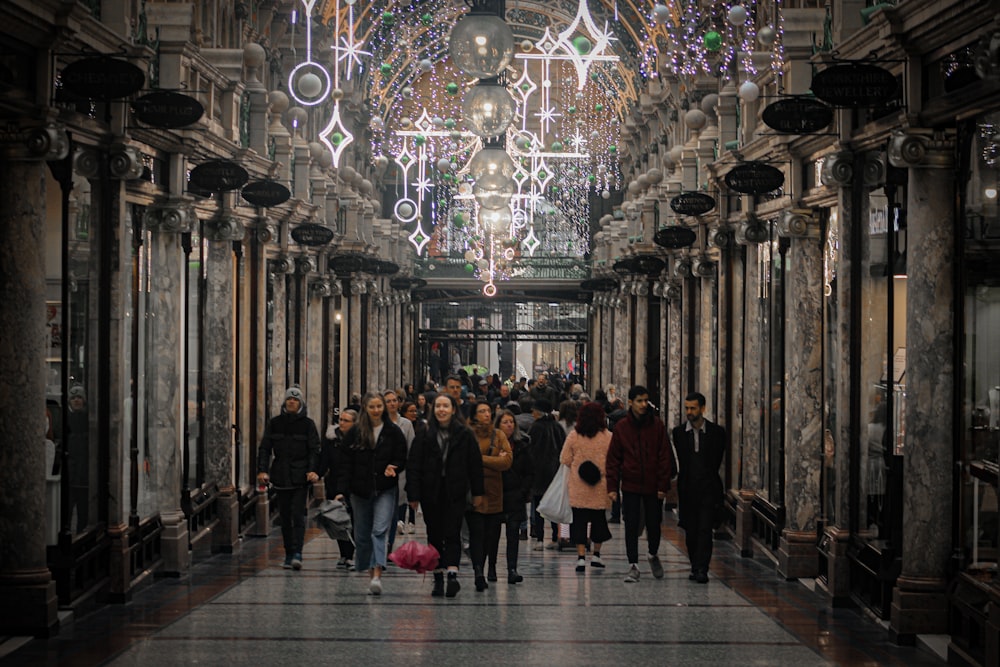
[762,96,833,134]
[189,159,249,192]
[669,192,716,216]
[242,180,291,207]
[725,162,785,195]
[654,226,697,249]
[810,63,898,108]
[133,91,204,128]
[291,223,335,246]
[61,57,146,101]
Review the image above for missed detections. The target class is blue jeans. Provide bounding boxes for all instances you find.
[352,488,397,571]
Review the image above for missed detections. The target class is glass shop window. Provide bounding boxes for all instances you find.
[858,185,907,547]
[960,113,1000,574]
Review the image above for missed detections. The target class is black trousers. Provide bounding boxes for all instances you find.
[621,490,662,564]
[276,486,308,556]
[504,513,522,569]
[682,500,716,574]
[479,512,503,571]
[422,488,465,569]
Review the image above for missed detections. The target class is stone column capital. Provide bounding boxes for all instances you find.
[144,197,195,233]
[2,121,69,161]
[888,129,955,169]
[820,150,854,187]
[204,212,247,241]
[776,208,821,238]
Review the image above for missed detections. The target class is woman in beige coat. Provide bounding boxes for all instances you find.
[468,399,512,591]
[559,401,613,573]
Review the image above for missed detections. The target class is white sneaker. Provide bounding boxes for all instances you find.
[624,564,640,583]
[369,577,382,596]
[397,520,405,533]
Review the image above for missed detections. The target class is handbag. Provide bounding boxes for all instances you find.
[537,463,573,524]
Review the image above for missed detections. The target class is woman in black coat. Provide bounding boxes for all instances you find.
[496,408,532,583]
[406,393,485,598]
[335,393,406,596]
[316,408,357,569]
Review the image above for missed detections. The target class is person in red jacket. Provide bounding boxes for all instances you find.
[605,385,673,583]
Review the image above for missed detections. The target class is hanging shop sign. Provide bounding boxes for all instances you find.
[372,259,400,275]
[132,91,204,128]
[580,278,619,292]
[614,255,665,276]
[669,192,716,216]
[329,253,366,275]
[654,226,698,249]
[725,162,785,195]
[189,159,249,192]
[810,63,898,108]
[291,223,334,246]
[241,180,291,207]
[762,96,833,133]
[61,56,146,101]
[390,277,412,290]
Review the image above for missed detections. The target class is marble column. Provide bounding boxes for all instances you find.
[349,281,363,395]
[203,220,241,553]
[0,152,60,636]
[614,289,631,391]
[633,283,648,388]
[269,264,288,406]
[697,269,717,409]
[736,242,764,557]
[143,199,194,576]
[666,282,683,429]
[777,210,824,580]
[887,129,956,642]
[819,149,860,602]
[601,300,614,391]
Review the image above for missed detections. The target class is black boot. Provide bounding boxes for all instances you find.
[508,569,523,584]
[445,572,461,598]
[487,564,498,582]
[431,571,445,597]
[474,568,488,592]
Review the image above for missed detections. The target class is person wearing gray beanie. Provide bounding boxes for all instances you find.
[257,385,321,570]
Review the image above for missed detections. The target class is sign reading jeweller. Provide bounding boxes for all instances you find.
[725,162,785,195]
[189,159,249,192]
[762,97,833,134]
[133,91,204,128]
[242,180,291,207]
[669,192,716,216]
[810,63,898,108]
[61,57,145,101]
[291,223,334,246]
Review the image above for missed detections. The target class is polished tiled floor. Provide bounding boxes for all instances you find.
[1,515,946,666]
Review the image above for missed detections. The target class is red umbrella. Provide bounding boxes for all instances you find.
[389,541,440,574]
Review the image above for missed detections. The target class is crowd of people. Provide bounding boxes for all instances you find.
[256,370,727,598]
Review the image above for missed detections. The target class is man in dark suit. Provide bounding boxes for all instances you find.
[672,391,727,584]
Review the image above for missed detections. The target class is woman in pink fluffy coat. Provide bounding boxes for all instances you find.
[559,401,614,572]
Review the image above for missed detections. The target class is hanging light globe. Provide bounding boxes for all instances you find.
[479,206,513,233]
[469,146,515,179]
[462,80,517,138]
[473,173,515,209]
[448,9,514,78]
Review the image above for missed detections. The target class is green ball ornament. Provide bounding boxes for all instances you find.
[415,134,426,146]
[704,31,723,52]
[453,211,467,225]
[445,82,459,95]
[331,132,344,145]
[551,141,563,151]
[590,72,600,81]
[444,118,456,129]
[400,155,410,165]
[567,105,576,114]
[380,63,392,76]
[538,170,547,180]
[382,12,395,26]
[464,263,475,273]
[572,35,592,55]
[521,83,531,92]
[587,174,596,183]
[420,13,433,26]
[595,103,604,112]
[608,144,617,153]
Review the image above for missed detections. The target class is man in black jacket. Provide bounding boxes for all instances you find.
[671,392,727,584]
[257,386,321,571]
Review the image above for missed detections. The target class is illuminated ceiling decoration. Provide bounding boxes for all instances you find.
[289,0,354,166]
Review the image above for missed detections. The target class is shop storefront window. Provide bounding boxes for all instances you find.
[960,112,1000,572]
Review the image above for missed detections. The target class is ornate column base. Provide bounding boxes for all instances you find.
[816,527,852,606]
[212,487,240,554]
[888,575,948,644]
[106,523,134,603]
[777,529,818,580]
[734,490,755,557]
[159,510,190,577]
[250,492,272,537]
[0,569,58,637]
